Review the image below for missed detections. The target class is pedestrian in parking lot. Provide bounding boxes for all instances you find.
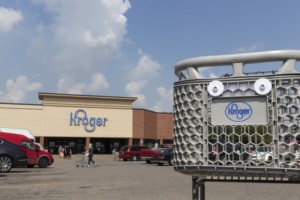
[65,146,71,159]
[87,143,97,167]
[58,145,64,159]
[64,145,69,159]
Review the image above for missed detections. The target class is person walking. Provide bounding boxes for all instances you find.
[87,143,97,167]
[58,146,64,159]
[64,145,68,159]
[65,146,71,159]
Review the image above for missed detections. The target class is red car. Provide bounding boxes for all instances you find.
[140,144,174,164]
[0,132,54,168]
[118,145,150,161]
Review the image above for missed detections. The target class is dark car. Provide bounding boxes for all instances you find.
[0,138,28,172]
[118,145,150,161]
[208,139,250,164]
[150,148,174,166]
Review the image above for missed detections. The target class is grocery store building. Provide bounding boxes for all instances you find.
[0,93,173,154]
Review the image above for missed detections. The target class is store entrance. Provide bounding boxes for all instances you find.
[90,138,127,154]
[46,137,86,155]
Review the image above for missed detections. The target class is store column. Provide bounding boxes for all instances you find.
[160,138,163,145]
[40,137,44,146]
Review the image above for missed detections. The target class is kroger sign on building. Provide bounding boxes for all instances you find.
[70,109,108,132]
[211,96,268,125]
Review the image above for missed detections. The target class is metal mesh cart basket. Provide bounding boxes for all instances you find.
[75,152,87,167]
[112,149,119,161]
[173,50,300,199]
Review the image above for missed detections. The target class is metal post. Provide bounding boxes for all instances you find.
[200,179,205,200]
[192,176,199,200]
[192,177,205,200]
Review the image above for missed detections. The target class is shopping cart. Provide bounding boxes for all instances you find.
[112,149,119,161]
[75,152,87,167]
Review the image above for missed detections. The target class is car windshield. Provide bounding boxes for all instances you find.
[256,146,270,152]
[159,144,173,148]
[163,148,173,154]
[119,146,128,151]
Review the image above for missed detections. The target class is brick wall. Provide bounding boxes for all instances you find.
[133,109,173,142]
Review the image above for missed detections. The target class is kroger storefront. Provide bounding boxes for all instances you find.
[0,93,140,154]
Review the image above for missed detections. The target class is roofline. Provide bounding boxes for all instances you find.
[38,92,137,102]
[0,102,41,106]
[133,108,172,114]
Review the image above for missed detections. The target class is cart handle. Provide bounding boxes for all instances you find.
[174,50,300,80]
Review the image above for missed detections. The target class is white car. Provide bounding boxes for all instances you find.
[34,142,45,150]
[251,146,273,162]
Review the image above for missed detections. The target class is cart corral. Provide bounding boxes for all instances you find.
[173,50,300,200]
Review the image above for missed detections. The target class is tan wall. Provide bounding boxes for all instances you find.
[0,100,133,138]
[41,106,132,138]
[0,104,43,135]
[0,94,173,143]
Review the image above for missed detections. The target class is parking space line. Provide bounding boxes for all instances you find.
[1,174,66,180]
[0,182,78,189]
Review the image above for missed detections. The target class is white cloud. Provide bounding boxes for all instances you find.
[209,73,218,78]
[131,50,160,79]
[125,80,147,107]
[236,42,264,53]
[124,50,161,108]
[29,0,131,75]
[191,67,218,79]
[57,77,86,94]
[152,87,173,112]
[84,30,117,47]
[57,73,109,94]
[86,73,109,92]
[0,76,42,103]
[0,7,23,32]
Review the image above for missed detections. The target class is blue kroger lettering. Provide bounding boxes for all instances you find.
[70,109,108,132]
[225,101,252,122]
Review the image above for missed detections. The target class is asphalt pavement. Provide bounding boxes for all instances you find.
[1,154,300,200]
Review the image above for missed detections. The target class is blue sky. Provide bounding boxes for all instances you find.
[1,0,300,112]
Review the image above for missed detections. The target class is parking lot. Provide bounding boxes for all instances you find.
[1,155,300,200]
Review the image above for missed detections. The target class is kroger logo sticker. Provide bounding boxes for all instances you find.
[225,101,252,122]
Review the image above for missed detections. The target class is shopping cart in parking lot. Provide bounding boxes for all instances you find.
[112,148,119,161]
[75,152,87,167]
[173,50,300,200]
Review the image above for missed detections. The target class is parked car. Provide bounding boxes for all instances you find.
[0,138,28,172]
[34,142,45,150]
[0,132,54,168]
[149,147,174,166]
[251,146,273,162]
[140,144,173,164]
[118,145,150,161]
[208,139,250,164]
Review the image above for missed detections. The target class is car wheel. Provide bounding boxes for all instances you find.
[220,155,226,161]
[146,160,151,164]
[157,163,163,166]
[220,155,228,165]
[268,156,272,162]
[168,158,174,166]
[132,155,138,161]
[27,165,35,168]
[0,156,12,173]
[38,157,49,168]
